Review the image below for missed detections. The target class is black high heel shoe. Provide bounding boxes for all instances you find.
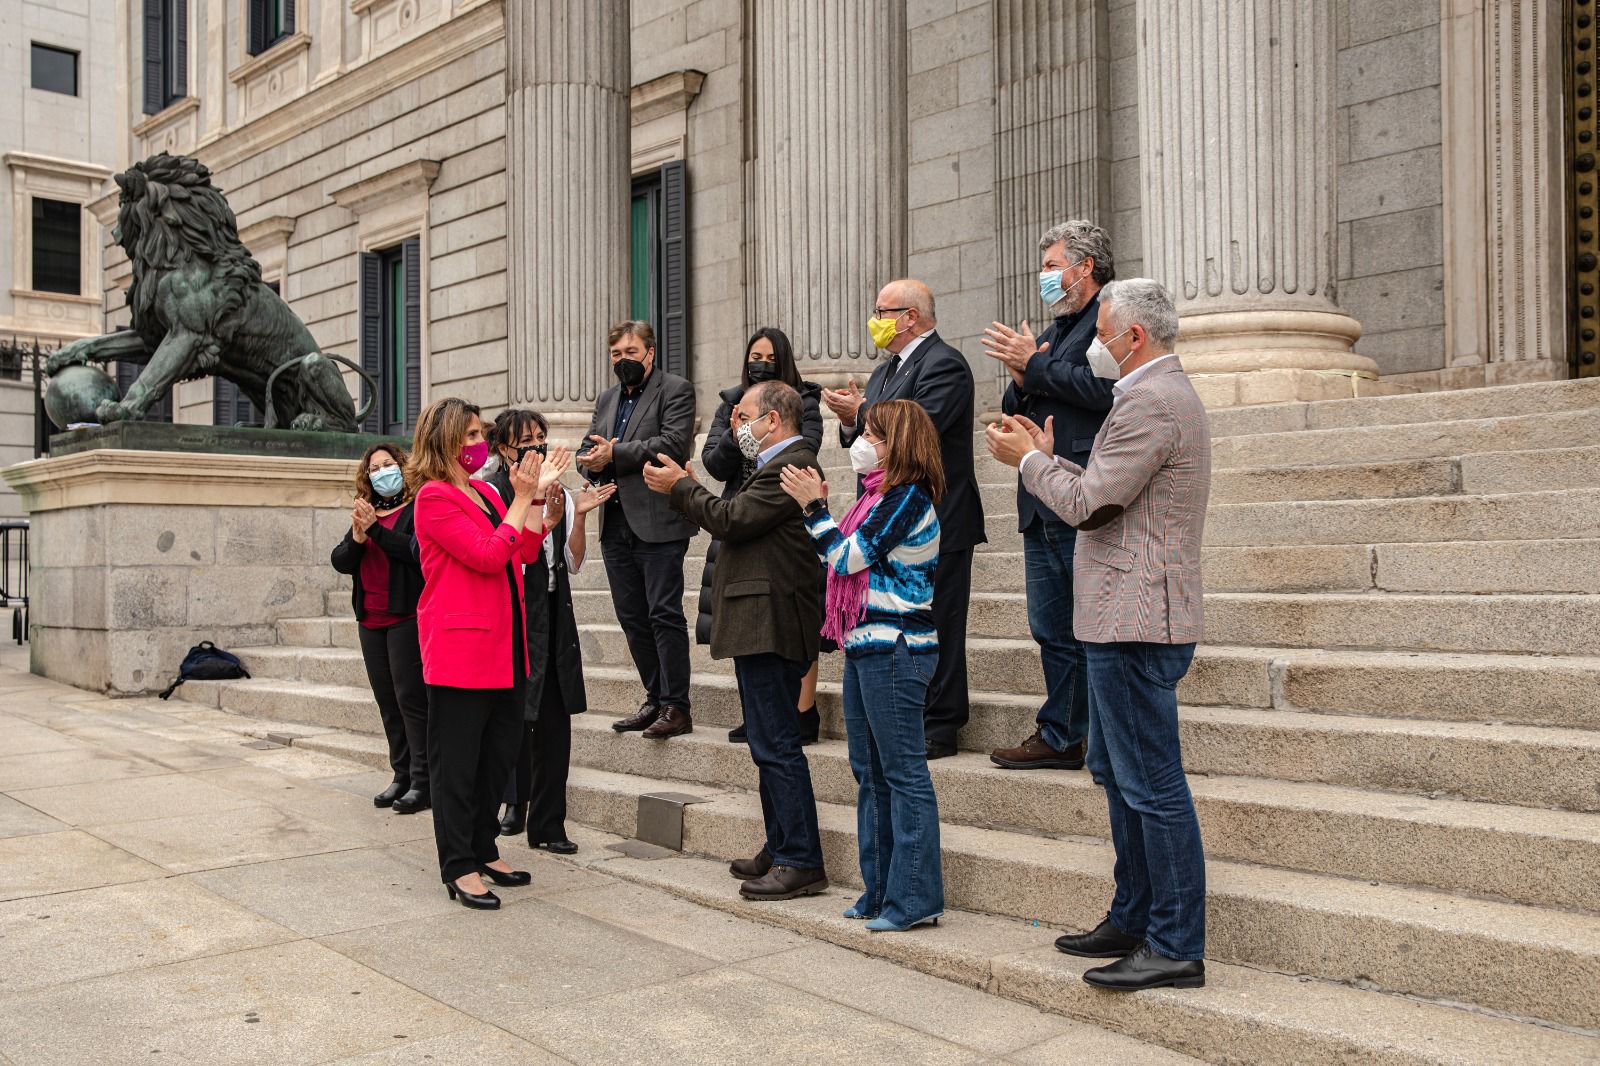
[446,879,500,910]
[478,863,532,887]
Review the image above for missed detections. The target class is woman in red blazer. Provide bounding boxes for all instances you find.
[411,396,550,910]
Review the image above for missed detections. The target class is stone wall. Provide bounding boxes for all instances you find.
[1335,0,1446,380]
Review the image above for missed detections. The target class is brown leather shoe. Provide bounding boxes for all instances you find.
[642,705,693,739]
[990,731,1085,770]
[729,848,773,880]
[612,699,661,732]
[740,865,828,900]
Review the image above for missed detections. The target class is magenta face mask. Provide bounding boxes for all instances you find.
[457,440,489,475]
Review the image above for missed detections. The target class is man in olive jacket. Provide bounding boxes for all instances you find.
[643,381,828,902]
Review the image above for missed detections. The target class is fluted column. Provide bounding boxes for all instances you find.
[505,0,630,418]
[747,1,906,381]
[993,0,1109,371]
[1137,0,1376,401]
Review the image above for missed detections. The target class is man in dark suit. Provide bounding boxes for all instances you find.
[577,320,699,740]
[822,279,985,759]
[983,221,1117,771]
[643,382,829,900]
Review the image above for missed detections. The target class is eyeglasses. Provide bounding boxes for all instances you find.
[872,307,910,317]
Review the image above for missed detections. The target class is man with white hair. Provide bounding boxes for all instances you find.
[983,221,1117,773]
[985,278,1212,992]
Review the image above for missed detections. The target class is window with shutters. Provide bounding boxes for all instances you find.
[359,240,421,435]
[142,0,188,114]
[115,360,174,423]
[247,0,295,56]
[628,160,690,378]
[31,199,82,296]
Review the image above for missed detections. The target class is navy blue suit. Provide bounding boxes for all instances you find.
[998,293,1114,756]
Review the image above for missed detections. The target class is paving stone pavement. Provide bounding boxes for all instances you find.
[0,638,1197,1066]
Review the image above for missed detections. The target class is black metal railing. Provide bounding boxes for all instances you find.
[0,519,26,644]
[0,336,58,460]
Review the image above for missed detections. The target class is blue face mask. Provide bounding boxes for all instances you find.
[1039,270,1066,307]
[369,465,405,499]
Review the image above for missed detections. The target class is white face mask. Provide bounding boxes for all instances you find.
[1086,328,1132,380]
[849,434,882,475]
[735,418,770,461]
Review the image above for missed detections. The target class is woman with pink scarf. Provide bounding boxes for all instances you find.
[779,399,946,932]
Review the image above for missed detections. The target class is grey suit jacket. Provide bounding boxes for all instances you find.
[1020,358,1211,644]
[585,368,699,543]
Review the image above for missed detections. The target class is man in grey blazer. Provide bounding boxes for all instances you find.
[576,320,699,740]
[986,278,1211,992]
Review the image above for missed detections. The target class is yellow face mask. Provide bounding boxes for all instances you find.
[867,313,901,350]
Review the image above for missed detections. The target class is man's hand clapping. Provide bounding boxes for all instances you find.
[981,319,1049,388]
[642,453,696,495]
[577,434,617,471]
[778,465,827,508]
[821,378,865,428]
[986,413,1054,469]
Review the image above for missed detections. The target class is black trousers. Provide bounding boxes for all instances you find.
[923,547,973,748]
[507,693,573,844]
[600,512,692,711]
[427,682,523,884]
[357,617,428,792]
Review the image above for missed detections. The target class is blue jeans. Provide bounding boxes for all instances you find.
[1025,518,1087,752]
[733,653,824,870]
[1084,641,1206,960]
[841,638,945,926]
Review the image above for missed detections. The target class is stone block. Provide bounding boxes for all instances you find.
[1111,156,1141,211]
[1460,444,1600,494]
[908,0,957,28]
[72,568,108,630]
[1338,24,1440,107]
[187,566,332,627]
[26,568,75,629]
[28,507,106,568]
[957,51,994,106]
[1346,205,1442,276]
[909,194,994,251]
[1345,0,1439,48]
[906,248,964,297]
[107,568,189,630]
[957,144,993,197]
[1202,545,1375,593]
[106,624,276,695]
[1339,266,1443,334]
[1375,539,1600,595]
[217,508,314,567]
[1356,326,1448,375]
[909,4,991,74]
[102,504,217,567]
[1337,145,1442,221]
[1346,85,1441,162]
[27,626,110,693]
[908,154,962,209]
[910,99,992,161]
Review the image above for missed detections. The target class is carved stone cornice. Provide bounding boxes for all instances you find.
[131,96,202,139]
[237,215,298,248]
[228,31,313,85]
[328,160,441,216]
[3,152,113,185]
[631,69,705,125]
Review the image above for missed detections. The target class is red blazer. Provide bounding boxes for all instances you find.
[414,479,546,689]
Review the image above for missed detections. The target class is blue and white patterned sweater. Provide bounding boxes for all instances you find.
[803,483,940,656]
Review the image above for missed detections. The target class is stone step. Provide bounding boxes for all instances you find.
[575,623,1600,732]
[1205,488,1600,546]
[577,667,1600,813]
[1212,407,1600,470]
[565,713,1600,912]
[543,824,1600,1066]
[562,769,1600,1029]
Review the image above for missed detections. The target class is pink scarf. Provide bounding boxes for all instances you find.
[821,468,886,644]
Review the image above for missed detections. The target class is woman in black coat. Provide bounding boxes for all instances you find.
[330,443,430,814]
[484,408,612,852]
[699,327,827,744]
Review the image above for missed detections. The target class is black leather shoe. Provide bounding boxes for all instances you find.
[534,840,578,855]
[613,699,662,732]
[740,865,828,900]
[924,740,957,760]
[373,780,407,808]
[728,722,747,743]
[1055,914,1142,958]
[1082,943,1205,991]
[797,707,820,746]
[478,864,532,888]
[391,789,430,814]
[729,848,773,880]
[499,803,527,837]
[446,880,500,910]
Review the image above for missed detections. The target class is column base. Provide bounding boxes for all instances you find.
[1175,308,1406,408]
[1188,367,1416,409]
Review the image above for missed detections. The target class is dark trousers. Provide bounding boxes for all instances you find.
[427,682,523,884]
[1024,518,1088,751]
[1084,640,1206,960]
[600,514,691,711]
[734,652,824,870]
[923,547,973,748]
[357,617,428,793]
[506,672,573,845]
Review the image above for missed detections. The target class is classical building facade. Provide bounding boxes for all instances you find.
[79,0,1592,436]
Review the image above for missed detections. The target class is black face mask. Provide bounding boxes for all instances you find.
[612,357,646,389]
[746,361,778,384]
[515,443,548,464]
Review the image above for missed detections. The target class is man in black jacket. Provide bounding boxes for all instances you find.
[644,382,829,900]
[822,279,985,759]
[983,220,1117,771]
[576,320,699,741]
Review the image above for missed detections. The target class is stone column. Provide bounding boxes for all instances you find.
[1136,0,1377,406]
[505,0,631,428]
[747,0,906,385]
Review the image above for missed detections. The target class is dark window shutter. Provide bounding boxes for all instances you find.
[659,160,689,378]
[402,238,421,432]
[248,0,266,55]
[142,0,164,113]
[213,377,232,425]
[116,360,172,422]
[359,251,382,434]
[172,0,188,99]
[283,0,295,36]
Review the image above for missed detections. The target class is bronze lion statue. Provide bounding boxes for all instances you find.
[47,152,360,432]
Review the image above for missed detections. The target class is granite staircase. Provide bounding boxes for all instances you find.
[179,376,1600,1064]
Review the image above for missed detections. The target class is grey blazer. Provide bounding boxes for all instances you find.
[1020,358,1212,645]
[584,368,699,543]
